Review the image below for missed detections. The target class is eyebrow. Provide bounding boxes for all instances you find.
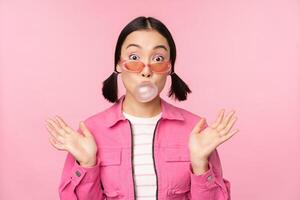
[126,44,168,51]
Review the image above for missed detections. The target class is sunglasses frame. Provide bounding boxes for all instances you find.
[118,58,172,74]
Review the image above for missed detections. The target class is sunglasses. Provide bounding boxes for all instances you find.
[118,58,172,74]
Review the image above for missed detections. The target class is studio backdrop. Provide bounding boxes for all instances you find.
[0,0,299,199]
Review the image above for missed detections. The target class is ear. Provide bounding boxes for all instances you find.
[116,64,122,73]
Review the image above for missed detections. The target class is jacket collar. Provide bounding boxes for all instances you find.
[104,94,184,127]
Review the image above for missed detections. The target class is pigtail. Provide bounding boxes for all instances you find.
[102,71,119,103]
[168,72,192,101]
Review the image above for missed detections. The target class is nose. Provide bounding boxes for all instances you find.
[140,63,152,78]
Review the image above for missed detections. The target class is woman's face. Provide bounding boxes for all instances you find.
[116,29,171,100]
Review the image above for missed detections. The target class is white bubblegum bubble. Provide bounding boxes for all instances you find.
[133,81,158,103]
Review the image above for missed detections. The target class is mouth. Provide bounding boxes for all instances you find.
[140,80,152,84]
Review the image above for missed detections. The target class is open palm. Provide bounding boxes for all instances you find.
[189,109,239,161]
[45,116,98,167]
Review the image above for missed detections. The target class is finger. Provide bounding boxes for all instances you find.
[216,110,235,132]
[46,124,65,144]
[57,127,67,137]
[49,134,63,146]
[46,119,61,132]
[46,118,67,136]
[49,135,65,150]
[219,129,239,144]
[192,118,206,133]
[53,117,63,129]
[46,123,60,139]
[54,117,73,136]
[55,115,68,128]
[79,121,92,137]
[64,126,74,134]
[210,109,225,129]
[221,116,237,136]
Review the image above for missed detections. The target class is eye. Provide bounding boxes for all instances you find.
[129,54,140,61]
[153,55,164,62]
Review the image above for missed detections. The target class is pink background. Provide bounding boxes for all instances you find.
[1,0,300,199]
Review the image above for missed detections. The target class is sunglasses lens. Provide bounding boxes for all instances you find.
[124,61,144,72]
[122,60,171,73]
[149,63,171,73]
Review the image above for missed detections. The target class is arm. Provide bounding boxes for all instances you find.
[58,128,105,200]
[189,149,231,200]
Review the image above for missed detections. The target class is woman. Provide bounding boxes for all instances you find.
[46,16,238,200]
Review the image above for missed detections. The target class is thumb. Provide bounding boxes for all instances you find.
[193,118,207,134]
[79,121,92,137]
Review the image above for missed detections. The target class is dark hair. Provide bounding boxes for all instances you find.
[102,16,191,103]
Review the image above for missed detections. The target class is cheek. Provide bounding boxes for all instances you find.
[155,76,167,92]
[120,73,137,91]
[120,73,167,93]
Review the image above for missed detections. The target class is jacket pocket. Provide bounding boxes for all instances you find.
[167,180,190,200]
[164,146,191,199]
[103,190,121,199]
[100,147,122,166]
[167,186,190,200]
[164,146,190,162]
[99,147,122,199]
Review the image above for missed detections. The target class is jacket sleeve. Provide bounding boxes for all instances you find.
[188,121,231,200]
[58,128,105,200]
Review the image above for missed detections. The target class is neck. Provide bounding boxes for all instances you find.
[122,92,162,118]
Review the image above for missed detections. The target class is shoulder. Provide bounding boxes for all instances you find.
[81,103,116,128]
[164,100,206,125]
[177,105,202,120]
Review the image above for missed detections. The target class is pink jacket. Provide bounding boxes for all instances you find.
[58,95,231,200]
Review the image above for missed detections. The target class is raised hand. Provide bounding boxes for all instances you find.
[45,116,98,167]
[188,109,239,167]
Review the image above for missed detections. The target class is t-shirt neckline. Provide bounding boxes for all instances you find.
[122,111,162,123]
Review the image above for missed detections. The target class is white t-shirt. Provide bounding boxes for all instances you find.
[122,111,162,200]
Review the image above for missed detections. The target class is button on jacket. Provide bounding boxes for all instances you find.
[58,95,231,200]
